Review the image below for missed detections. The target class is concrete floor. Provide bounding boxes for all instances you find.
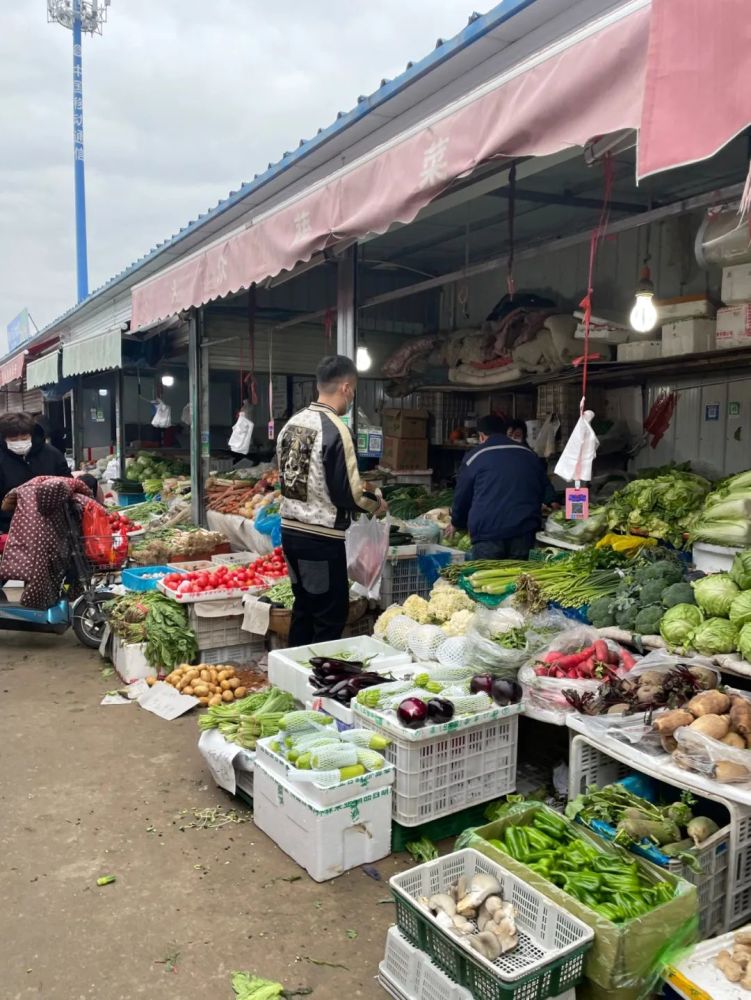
[0,631,403,1000]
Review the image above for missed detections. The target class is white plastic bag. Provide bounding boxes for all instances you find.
[533,414,560,458]
[554,409,599,482]
[104,457,119,482]
[345,515,390,599]
[181,403,191,426]
[151,400,172,429]
[228,412,254,454]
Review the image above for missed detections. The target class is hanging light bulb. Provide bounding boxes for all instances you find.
[629,265,658,333]
[160,373,175,387]
[356,344,372,372]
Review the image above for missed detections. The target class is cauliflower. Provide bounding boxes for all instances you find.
[427,586,474,623]
[403,594,431,623]
[443,608,475,637]
[374,604,404,638]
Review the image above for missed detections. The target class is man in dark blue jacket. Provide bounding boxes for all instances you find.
[450,414,547,560]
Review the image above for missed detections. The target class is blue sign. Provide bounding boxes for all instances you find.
[6,308,30,351]
[705,403,720,422]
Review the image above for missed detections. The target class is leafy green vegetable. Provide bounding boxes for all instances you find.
[660,603,704,648]
[730,591,751,628]
[588,596,615,628]
[731,551,751,591]
[661,582,695,608]
[690,617,738,656]
[405,836,439,863]
[692,573,740,617]
[606,473,710,547]
[639,580,665,606]
[738,622,751,662]
[634,605,664,635]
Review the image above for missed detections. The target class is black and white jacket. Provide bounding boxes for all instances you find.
[277,402,380,539]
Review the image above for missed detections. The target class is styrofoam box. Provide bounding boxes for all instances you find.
[211,551,258,567]
[616,339,662,362]
[112,635,156,683]
[664,929,743,1000]
[716,303,751,348]
[251,757,392,881]
[722,262,751,305]
[661,317,716,357]
[268,635,412,704]
[657,296,716,321]
[692,542,742,574]
[255,734,395,807]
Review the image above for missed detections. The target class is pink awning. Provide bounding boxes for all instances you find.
[131,4,650,331]
[0,353,24,388]
[638,0,751,180]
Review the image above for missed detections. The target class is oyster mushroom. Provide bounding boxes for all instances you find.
[456,874,503,915]
[428,893,457,918]
[468,930,503,961]
[452,914,475,936]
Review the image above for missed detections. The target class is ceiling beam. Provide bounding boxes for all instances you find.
[487,185,649,214]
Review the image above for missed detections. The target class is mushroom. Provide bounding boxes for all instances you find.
[488,913,518,954]
[452,914,475,936]
[468,931,503,961]
[428,893,456,918]
[456,874,503,915]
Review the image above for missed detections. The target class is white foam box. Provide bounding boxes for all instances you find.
[267,635,412,704]
[112,635,156,683]
[252,757,392,881]
[722,262,751,305]
[716,303,751,348]
[657,295,715,321]
[661,317,716,356]
[616,339,662,362]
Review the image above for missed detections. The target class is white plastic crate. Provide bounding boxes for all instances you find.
[379,545,465,609]
[255,734,395,807]
[252,757,392,881]
[189,603,247,648]
[692,542,742,573]
[211,551,258,566]
[380,925,473,1000]
[390,849,593,1000]
[569,734,749,936]
[354,704,520,826]
[268,635,412,704]
[199,640,266,665]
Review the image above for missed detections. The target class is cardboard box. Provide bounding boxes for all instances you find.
[381,408,429,439]
[722,263,751,305]
[616,339,662,362]
[381,436,429,470]
[716,304,751,349]
[661,318,716,357]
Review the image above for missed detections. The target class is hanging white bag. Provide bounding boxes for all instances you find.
[554,408,599,482]
[228,411,254,454]
[533,414,560,458]
[151,400,172,428]
[181,403,191,426]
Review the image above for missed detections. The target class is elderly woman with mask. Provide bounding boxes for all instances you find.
[0,412,70,534]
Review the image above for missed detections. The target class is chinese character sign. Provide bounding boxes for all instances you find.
[73,29,84,165]
[6,309,30,352]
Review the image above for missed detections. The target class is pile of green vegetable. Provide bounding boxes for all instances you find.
[123,451,189,487]
[545,505,609,544]
[660,550,751,659]
[263,578,295,609]
[588,557,692,633]
[689,470,751,547]
[566,783,719,873]
[107,592,197,669]
[381,484,454,520]
[197,688,296,749]
[606,471,710,547]
[483,806,676,923]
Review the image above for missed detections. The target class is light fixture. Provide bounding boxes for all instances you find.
[160,373,175,387]
[98,388,108,397]
[356,344,372,373]
[629,265,658,333]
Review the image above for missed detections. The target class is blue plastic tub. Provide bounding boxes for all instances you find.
[121,565,184,592]
[117,492,146,507]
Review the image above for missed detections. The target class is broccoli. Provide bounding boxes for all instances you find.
[588,597,615,628]
[661,581,695,608]
[634,604,664,635]
[640,560,683,585]
[639,579,665,606]
[615,602,639,630]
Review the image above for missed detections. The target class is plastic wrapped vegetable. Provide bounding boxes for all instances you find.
[693,573,740,617]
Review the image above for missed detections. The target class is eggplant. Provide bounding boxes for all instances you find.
[397,697,429,729]
[490,678,522,706]
[426,698,455,723]
[470,674,494,696]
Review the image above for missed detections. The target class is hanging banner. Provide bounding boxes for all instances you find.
[6,309,31,352]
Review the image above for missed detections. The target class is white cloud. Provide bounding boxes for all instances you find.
[0,0,481,330]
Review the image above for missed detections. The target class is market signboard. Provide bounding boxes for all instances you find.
[6,308,31,352]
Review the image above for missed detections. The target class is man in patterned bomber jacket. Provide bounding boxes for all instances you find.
[277,355,387,645]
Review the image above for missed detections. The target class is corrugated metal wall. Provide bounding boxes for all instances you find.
[62,294,131,345]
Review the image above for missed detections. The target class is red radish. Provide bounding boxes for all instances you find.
[620,650,636,671]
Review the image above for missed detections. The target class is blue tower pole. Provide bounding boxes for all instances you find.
[72,0,89,302]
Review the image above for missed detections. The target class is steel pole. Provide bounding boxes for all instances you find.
[72,0,89,302]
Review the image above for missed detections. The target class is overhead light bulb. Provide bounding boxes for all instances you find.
[629,266,658,333]
[356,345,372,372]
[98,388,108,397]
[160,373,175,387]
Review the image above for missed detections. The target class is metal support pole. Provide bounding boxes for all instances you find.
[188,311,208,526]
[114,369,125,478]
[336,246,357,361]
[72,0,89,302]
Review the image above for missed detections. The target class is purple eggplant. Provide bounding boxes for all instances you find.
[470,674,494,696]
[490,678,522,706]
[426,698,455,723]
[396,697,428,729]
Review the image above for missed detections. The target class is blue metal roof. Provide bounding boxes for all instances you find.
[31,0,538,345]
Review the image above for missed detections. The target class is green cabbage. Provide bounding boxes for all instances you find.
[739,622,751,662]
[731,551,751,591]
[660,603,704,648]
[692,573,740,617]
[729,590,751,628]
[690,617,738,656]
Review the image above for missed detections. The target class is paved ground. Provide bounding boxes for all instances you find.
[1,631,402,1000]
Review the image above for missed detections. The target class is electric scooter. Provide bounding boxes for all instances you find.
[0,501,114,649]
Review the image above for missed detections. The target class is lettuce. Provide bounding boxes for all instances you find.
[692,573,740,617]
[690,617,738,656]
[660,603,704,648]
[730,591,751,628]
[731,551,751,591]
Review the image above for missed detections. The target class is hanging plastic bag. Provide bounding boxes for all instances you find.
[533,414,560,458]
[81,499,116,565]
[255,503,282,547]
[554,408,599,482]
[228,411,254,454]
[181,403,191,426]
[151,400,172,429]
[345,515,390,599]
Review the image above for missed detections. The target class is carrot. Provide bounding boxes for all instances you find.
[594,639,609,664]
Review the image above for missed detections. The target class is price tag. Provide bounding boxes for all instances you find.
[565,486,590,521]
[267,420,275,440]
[137,681,198,720]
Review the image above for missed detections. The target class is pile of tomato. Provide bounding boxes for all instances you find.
[162,547,287,597]
[108,511,141,533]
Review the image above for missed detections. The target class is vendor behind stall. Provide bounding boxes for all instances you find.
[277,354,387,645]
[504,418,557,507]
[0,413,70,534]
[449,414,547,560]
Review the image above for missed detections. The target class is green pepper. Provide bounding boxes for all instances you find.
[607,873,645,893]
[531,810,569,840]
[591,856,638,875]
[564,871,603,895]
[525,827,558,852]
[528,859,554,877]
[614,892,649,920]
[646,883,674,906]
[487,838,506,853]
[593,901,627,922]
[504,826,530,862]
[578,890,603,909]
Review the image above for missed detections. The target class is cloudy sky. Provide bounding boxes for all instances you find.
[0,1,481,338]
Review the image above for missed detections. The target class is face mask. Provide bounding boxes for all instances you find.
[6,438,32,457]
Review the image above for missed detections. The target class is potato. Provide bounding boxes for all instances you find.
[688,714,730,740]
[227,677,240,689]
[225,667,236,678]
[730,697,751,737]
[208,694,223,706]
[220,679,231,691]
[209,668,218,684]
[193,684,209,697]
[185,668,199,681]
[145,676,157,687]
[176,679,187,691]
[222,689,234,702]
[714,760,751,782]
[200,669,211,682]
[183,685,194,696]
[723,733,746,749]
[687,691,730,717]
[653,710,694,736]
[234,686,247,699]
[198,697,209,706]
[217,670,230,681]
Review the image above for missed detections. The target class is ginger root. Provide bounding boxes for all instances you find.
[716,949,743,982]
